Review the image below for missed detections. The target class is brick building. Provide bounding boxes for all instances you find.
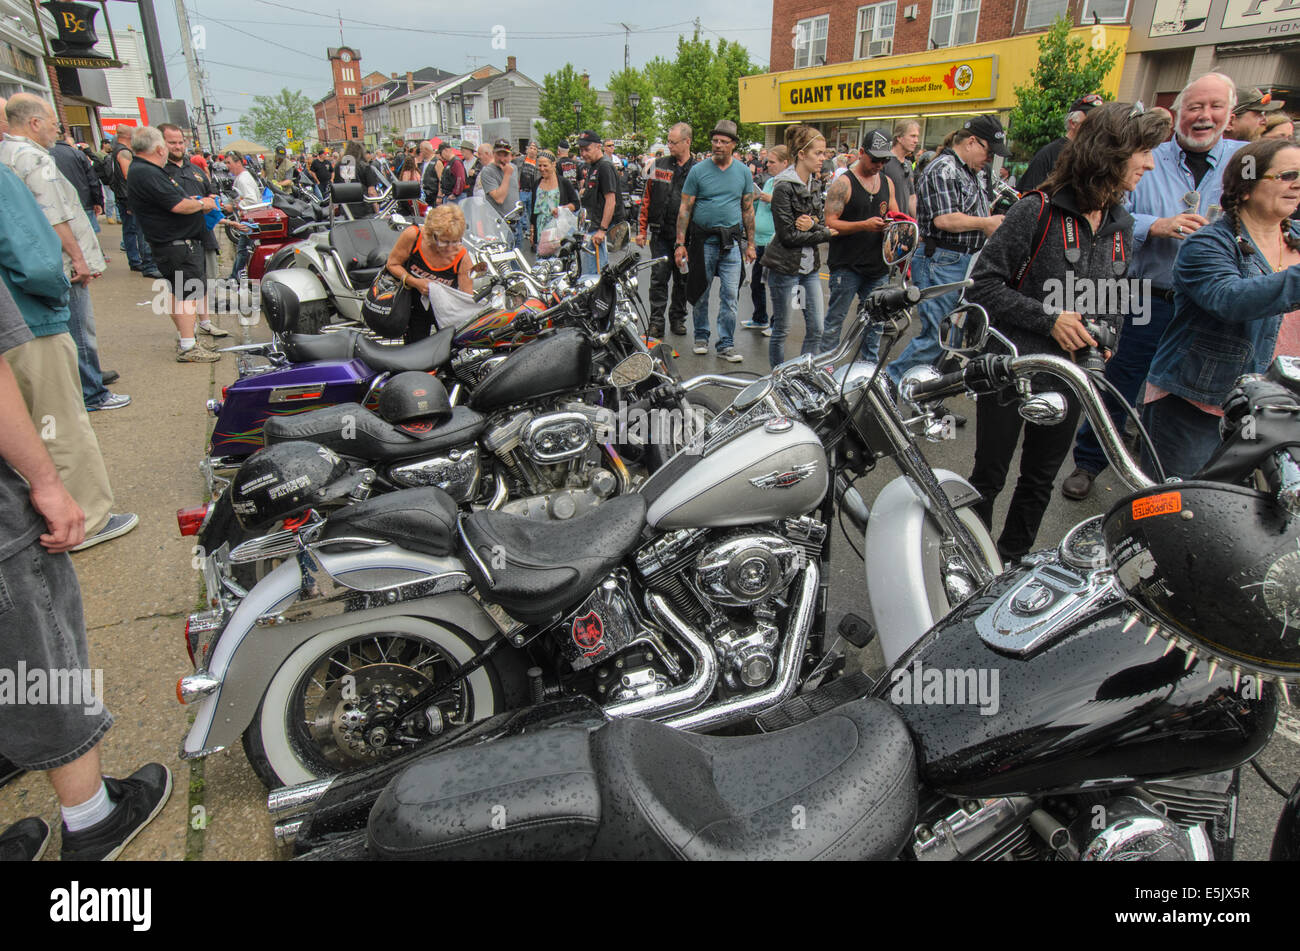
[313,45,364,147]
[747,0,1131,150]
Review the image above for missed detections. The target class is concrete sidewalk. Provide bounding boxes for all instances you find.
[0,221,278,860]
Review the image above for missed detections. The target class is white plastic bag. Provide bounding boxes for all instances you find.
[426,280,482,331]
[539,206,578,256]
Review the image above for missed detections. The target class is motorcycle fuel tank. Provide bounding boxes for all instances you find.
[469,328,591,412]
[209,359,373,459]
[639,417,828,529]
[875,565,1278,798]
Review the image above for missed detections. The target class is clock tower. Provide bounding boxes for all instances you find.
[318,45,363,145]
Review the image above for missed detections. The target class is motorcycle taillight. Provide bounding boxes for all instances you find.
[177,503,212,536]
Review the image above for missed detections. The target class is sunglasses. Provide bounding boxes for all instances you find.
[1128,101,1145,120]
[1261,169,1300,182]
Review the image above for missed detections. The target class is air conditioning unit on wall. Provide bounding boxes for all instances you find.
[904,4,919,19]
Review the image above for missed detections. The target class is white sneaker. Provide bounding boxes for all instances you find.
[719,347,743,363]
[693,342,708,355]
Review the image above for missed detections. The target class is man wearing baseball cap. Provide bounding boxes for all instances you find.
[888,113,1008,386]
[577,130,625,275]
[1019,93,1103,193]
[1227,86,1285,142]
[823,128,899,357]
[479,138,520,227]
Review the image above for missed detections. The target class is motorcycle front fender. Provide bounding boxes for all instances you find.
[181,546,498,759]
[865,470,1001,668]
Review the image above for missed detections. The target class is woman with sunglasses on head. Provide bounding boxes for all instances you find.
[1143,137,1300,478]
[965,102,1170,563]
[385,203,474,344]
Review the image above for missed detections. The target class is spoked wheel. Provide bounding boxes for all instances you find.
[243,619,509,788]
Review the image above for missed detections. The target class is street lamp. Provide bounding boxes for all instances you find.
[628,92,641,136]
[573,99,582,138]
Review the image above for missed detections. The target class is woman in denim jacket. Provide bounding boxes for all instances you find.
[1145,138,1300,478]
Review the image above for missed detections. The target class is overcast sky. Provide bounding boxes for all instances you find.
[106,0,774,131]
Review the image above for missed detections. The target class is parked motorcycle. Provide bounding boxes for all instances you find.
[176,222,1008,790]
[277,332,1300,861]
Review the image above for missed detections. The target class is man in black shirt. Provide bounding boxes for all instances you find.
[126,126,221,363]
[556,143,579,188]
[112,128,160,277]
[309,149,332,200]
[160,123,229,342]
[333,142,379,217]
[576,130,624,276]
[1019,93,1102,193]
[635,121,695,336]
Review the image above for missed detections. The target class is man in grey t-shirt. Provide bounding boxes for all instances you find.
[880,119,920,218]
[478,138,520,225]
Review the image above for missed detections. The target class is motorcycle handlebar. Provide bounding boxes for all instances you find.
[903,368,968,403]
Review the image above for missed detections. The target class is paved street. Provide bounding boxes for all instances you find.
[2,226,1295,861]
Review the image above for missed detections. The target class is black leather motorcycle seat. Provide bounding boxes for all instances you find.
[282,330,360,363]
[262,402,487,462]
[458,495,647,625]
[365,698,916,861]
[319,486,458,557]
[368,726,601,860]
[330,218,401,284]
[588,698,917,860]
[355,327,453,372]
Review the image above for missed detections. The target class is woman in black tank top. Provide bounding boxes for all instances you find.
[385,204,476,344]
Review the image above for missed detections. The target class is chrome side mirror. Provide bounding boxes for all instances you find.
[605,221,631,252]
[609,352,653,388]
[1019,392,1069,425]
[882,220,919,270]
[938,303,990,358]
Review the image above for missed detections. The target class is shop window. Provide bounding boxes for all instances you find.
[794,15,829,69]
[930,0,980,48]
[1023,0,1068,29]
[1081,0,1129,22]
[856,3,896,58]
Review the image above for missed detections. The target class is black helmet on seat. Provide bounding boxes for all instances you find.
[377,371,452,424]
[230,442,359,529]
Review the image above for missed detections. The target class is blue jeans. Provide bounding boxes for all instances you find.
[66,282,109,405]
[1140,395,1223,482]
[121,209,154,271]
[87,206,100,234]
[579,233,609,279]
[887,247,972,385]
[517,189,533,248]
[767,269,826,367]
[825,268,890,361]
[1072,296,1176,475]
[228,232,256,281]
[103,189,117,220]
[691,237,741,352]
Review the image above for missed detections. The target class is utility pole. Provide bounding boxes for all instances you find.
[617,22,636,72]
[693,17,700,41]
[172,0,209,150]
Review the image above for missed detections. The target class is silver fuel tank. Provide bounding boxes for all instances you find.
[638,417,828,529]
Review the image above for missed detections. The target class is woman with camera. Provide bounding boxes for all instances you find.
[965,102,1170,561]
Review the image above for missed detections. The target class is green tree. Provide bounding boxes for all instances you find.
[536,64,606,150]
[649,36,764,151]
[607,67,658,143]
[1008,18,1121,159]
[240,87,315,150]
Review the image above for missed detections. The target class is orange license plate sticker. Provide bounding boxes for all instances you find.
[1132,491,1182,520]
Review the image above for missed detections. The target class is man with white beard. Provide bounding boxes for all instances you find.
[1063,72,1243,501]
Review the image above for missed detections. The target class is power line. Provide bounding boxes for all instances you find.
[200,15,323,60]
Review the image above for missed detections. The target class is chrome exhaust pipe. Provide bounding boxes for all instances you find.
[488,471,509,510]
[274,818,303,846]
[665,563,819,732]
[602,592,719,720]
[267,777,333,816]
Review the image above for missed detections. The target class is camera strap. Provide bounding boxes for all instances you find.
[1013,191,1126,288]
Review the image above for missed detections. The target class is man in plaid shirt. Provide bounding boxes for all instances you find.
[888,115,1008,385]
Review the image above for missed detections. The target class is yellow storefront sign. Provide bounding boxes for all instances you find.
[780,57,996,114]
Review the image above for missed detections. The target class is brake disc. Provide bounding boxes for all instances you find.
[311,664,433,764]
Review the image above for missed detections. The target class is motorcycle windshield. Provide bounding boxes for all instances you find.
[460,197,513,248]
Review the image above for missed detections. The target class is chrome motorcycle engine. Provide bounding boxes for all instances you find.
[484,403,613,501]
[696,533,802,607]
